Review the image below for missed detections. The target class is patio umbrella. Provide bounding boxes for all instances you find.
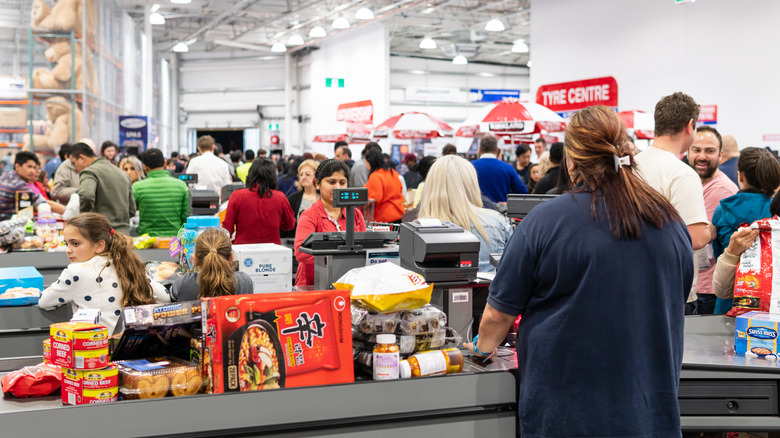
[371,112,454,139]
[455,101,566,138]
[618,110,655,140]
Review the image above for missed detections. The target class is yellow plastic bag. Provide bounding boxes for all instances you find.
[333,263,433,313]
[133,234,157,250]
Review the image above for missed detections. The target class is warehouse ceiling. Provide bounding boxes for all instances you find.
[116,0,531,66]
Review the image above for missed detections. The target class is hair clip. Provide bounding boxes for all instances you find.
[109,229,115,235]
[613,154,631,172]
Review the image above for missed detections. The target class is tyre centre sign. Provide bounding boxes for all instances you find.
[535,76,619,114]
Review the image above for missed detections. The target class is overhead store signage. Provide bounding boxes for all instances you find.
[469,89,520,102]
[326,78,345,88]
[697,105,718,125]
[119,115,153,151]
[535,76,618,112]
[405,86,460,103]
[488,121,525,131]
[763,134,780,142]
[336,100,373,141]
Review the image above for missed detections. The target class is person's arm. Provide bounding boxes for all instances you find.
[78,172,97,212]
[221,193,237,237]
[280,195,296,232]
[51,164,77,203]
[128,187,136,218]
[464,303,516,358]
[713,228,759,299]
[365,173,384,205]
[38,266,76,310]
[294,209,317,266]
[687,223,712,251]
[510,171,528,195]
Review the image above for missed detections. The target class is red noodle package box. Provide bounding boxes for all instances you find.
[49,322,109,369]
[202,290,353,393]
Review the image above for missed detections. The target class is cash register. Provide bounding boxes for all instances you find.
[179,174,220,216]
[399,221,480,282]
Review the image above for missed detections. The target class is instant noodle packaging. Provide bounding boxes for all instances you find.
[61,365,119,405]
[115,357,204,399]
[49,322,109,370]
[202,290,353,394]
[333,263,433,313]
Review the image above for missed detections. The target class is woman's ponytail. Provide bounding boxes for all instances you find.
[108,231,156,307]
[194,229,236,298]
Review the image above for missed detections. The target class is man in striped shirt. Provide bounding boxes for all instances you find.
[0,152,65,220]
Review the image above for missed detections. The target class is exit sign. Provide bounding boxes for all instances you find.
[268,124,279,130]
[326,78,345,88]
[675,0,695,3]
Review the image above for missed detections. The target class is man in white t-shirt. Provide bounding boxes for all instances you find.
[635,92,712,314]
[688,126,738,314]
[185,135,232,202]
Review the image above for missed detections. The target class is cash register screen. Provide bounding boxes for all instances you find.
[178,173,198,183]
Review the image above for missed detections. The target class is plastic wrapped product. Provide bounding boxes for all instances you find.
[116,357,204,399]
[334,263,433,313]
[357,311,399,335]
[398,305,447,335]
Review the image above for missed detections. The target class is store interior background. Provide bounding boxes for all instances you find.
[1,0,778,156]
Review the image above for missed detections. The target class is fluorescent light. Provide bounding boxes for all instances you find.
[332,17,350,29]
[309,26,327,38]
[409,70,426,75]
[150,12,165,25]
[485,19,505,32]
[478,72,496,77]
[172,42,189,52]
[422,7,435,14]
[170,0,191,3]
[151,3,160,13]
[452,55,468,65]
[355,7,374,20]
[271,42,287,52]
[419,37,436,49]
[511,41,529,53]
[287,34,304,45]
[526,59,532,68]
[184,38,197,46]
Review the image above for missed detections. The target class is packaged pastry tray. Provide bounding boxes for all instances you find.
[115,356,204,400]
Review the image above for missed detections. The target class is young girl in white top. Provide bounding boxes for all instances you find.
[39,213,170,333]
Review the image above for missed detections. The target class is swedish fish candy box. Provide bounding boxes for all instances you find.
[62,365,119,405]
[735,311,780,359]
[50,322,109,369]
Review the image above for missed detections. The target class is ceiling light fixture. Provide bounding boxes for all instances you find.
[184,38,197,46]
[287,34,304,45]
[452,55,468,65]
[511,40,529,53]
[332,17,350,29]
[151,4,160,13]
[149,12,165,25]
[419,37,436,49]
[271,42,287,53]
[526,59,533,68]
[172,42,189,52]
[485,19,505,32]
[409,70,426,75]
[355,7,374,20]
[309,26,327,38]
[421,7,435,14]
[170,0,192,3]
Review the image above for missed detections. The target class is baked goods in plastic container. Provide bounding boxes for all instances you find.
[116,356,204,400]
[354,310,399,334]
[398,305,447,335]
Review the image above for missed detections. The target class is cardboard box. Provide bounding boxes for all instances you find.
[250,273,293,294]
[202,290,353,394]
[234,243,293,276]
[112,301,201,362]
[0,266,43,293]
[50,322,109,369]
[0,107,26,128]
[735,311,780,357]
[62,365,119,405]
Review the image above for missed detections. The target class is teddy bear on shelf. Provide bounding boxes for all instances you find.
[23,96,83,153]
[33,40,99,95]
[30,0,81,33]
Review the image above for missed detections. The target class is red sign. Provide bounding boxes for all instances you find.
[536,77,618,112]
[270,135,279,145]
[763,134,780,142]
[336,100,373,123]
[698,105,718,124]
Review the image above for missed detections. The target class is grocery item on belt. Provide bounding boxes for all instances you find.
[49,322,109,369]
[354,327,462,355]
[0,363,62,398]
[353,308,399,334]
[398,305,447,335]
[112,301,201,362]
[62,365,119,405]
[145,260,182,285]
[735,311,780,359]
[202,290,353,393]
[333,263,433,313]
[729,219,780,317]
[43,339,51,364]
[115,356,204,399]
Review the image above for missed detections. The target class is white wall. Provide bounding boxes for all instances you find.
[531,0,780,148]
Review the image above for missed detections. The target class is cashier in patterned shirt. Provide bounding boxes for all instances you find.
[0,152,65,221]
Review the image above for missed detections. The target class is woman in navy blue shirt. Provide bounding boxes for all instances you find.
[468,106,693,437]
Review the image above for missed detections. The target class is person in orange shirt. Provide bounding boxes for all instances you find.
[364,149,405,223]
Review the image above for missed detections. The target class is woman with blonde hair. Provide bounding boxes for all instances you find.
[119,156,145,184]
[418,155,511,272]
[171,228,253,301]
[467,106,693,436]
[284,159,320,238]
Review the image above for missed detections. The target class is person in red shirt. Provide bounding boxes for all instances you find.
[294,159,366,286]
[364,149,404,223]
[222,158,295,245]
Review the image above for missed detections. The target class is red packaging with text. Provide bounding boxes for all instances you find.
[61,365,119,405]
[202,290,353,394]
[49,322,109,369]
[43,339,51,364]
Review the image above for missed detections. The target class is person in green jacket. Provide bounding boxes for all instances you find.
[69,142,135,234]
[132,148,190,237]
[235,149,255,183]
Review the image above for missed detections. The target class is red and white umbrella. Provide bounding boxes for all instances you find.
[456,101,566,138]
[313,134,348,143]
[618,110,655,140]
[371,112,454,139]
